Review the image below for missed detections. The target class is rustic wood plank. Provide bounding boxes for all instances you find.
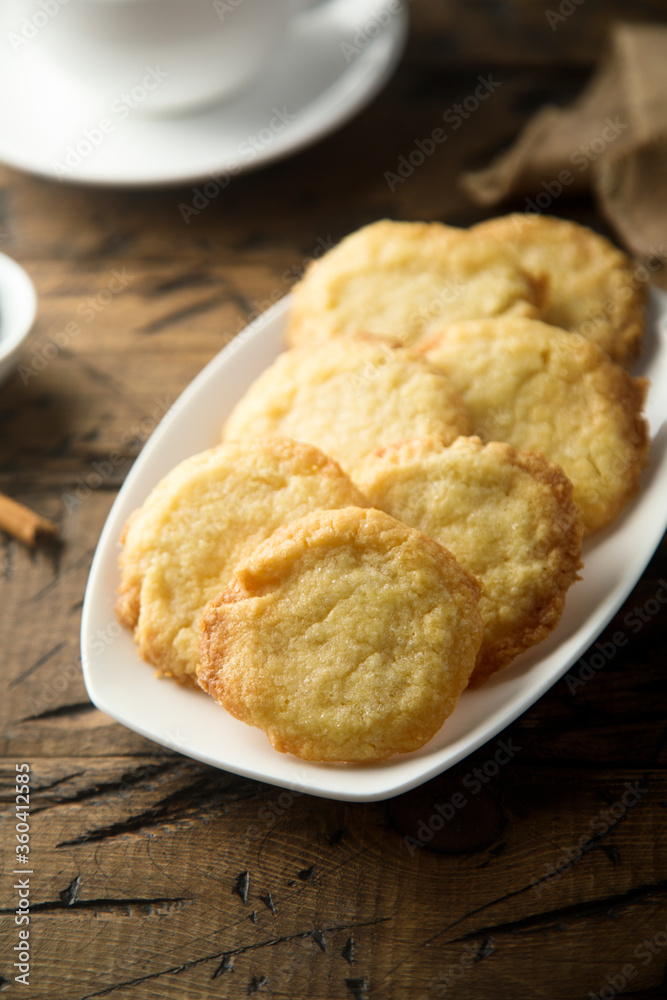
[2,3,667,997]
[0,488,146,756]
[1,759,666,998]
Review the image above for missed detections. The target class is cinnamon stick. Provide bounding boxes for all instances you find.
[0,492,59,547]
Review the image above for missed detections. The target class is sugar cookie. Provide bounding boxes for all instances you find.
[288,219,542,349]
[420,317,649,534]
[198,506,483,761]
[473,214,645,367]
[116,439,368,684]
[223,338,471,472]
[354,436,583,684]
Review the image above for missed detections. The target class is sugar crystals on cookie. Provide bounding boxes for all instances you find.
[288,219,542,349]
[116,438,368,685]
[198,506,483,762]
[354,435,583,685]
[473,213,646,367]
[222,337,471,473]
[421,316,649,534]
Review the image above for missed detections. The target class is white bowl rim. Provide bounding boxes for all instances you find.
[0,251,37,363]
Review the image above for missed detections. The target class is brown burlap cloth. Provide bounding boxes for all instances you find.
[461,22,667,261]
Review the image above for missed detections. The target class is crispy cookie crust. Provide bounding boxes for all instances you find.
[287,219,542,349]
[354,436,583,685]
[198,506,483,762]
[421,317,649,535]
[116,439,368,685]
[473,214,646,368]
[222,338,471,472]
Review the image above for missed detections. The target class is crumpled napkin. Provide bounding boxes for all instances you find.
[461,22,667,261]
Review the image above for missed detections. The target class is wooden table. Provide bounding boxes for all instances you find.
[2,2,667,997]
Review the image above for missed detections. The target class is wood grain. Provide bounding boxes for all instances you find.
[2,2,667,996]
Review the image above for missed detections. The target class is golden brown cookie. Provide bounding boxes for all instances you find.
[353,436,583,685]
[473,214,646,367]
[420,317,650,535]
[287,219,542,349]
[222,338,471,472]
[198,506,483,762]
[116,438,368,685]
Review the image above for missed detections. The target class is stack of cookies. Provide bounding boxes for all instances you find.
[116,215,650,763]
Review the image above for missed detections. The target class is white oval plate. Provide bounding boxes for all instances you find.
[81,289,667,801]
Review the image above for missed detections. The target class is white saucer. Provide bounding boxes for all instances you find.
[0,252,37,384]
[0,0,408,188]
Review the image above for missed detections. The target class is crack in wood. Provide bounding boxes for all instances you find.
[30,760,182,816]
[520,793,649,896]
[88,232,135,258]
[9,641,67,688]
[0,389,57,430]
[55,768,259,843]
[259,893,275,915]
[601,843,621,865]
[211,954,234,978]
[310,930,327,953]
[150,271,218,295]
[225,288,256,320]
[32,770,86,794]
[415,792,649,957]
[247,974,267,994]
[60,875,81,906]
[446,879,667,944]
[21,700,95,723]
[473,935,496,962]
[72,916,391,999]
[234,871,250,904]
[0,896,190,916]
[139,294,228,335]
[28,545,94,605]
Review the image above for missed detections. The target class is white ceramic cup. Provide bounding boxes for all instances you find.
[23,0,315,114]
